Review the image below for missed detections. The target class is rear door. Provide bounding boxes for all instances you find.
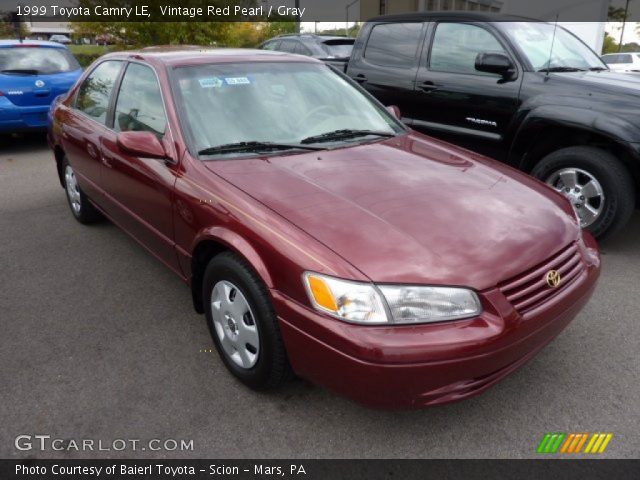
[347,22,426,120]
[60,60,124,202]
[99,61,181,275]
[411,21,522,159]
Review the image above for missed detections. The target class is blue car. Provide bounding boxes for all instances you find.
[0,40,82,132]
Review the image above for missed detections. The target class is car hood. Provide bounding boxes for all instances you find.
[548,70,640,94]
[205,134,579,290]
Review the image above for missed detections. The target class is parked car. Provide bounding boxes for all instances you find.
[601,52,640,72]
[0,40,82,133]
[260,34,355,72]
[48,48,600,409]
[49,34,72,45]
[347,13,639,239]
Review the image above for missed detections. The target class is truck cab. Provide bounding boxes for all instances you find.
[347,13,640,239]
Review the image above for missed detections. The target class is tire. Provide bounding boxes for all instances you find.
[203,251,292,390]
[531,146,635,240]
[62,157,102,224]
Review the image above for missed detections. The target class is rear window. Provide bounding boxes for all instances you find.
[603,54,632,64]
[322,40,354,58]
[364,23,423,68]
[0,46,79,74]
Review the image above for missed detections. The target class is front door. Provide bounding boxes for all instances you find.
[412,22,522,160]
[99,61,181,276]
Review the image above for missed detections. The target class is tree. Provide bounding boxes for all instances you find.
[0,13,30,39]
[602,32,620,54]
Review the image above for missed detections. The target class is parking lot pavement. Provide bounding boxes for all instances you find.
[0,135,638,459]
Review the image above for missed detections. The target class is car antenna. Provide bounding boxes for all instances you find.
[545,14,560,80]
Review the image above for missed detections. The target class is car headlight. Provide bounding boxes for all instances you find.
[303,273,482,325]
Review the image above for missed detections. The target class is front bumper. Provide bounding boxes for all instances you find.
[274,234,600,409]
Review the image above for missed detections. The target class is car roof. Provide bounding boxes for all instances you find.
[367,11,536,23]
[100,48,321,67]
[0,39,69,48]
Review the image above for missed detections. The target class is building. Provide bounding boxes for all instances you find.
[23,21,72,40]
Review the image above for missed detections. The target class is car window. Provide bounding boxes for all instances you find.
[75,60,122,125]
[430,23,507,75]
[173,62,403,156]
[294,42,312,56]
[364,23,423,68]
[114,63,166,136]
[278,39,298,53]
[261,40,280,51]
[322,40,354,58]
[0,46,79,74]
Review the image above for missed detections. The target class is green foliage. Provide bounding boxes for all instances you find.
[602,33,640,55]
[607,6,628,22]
[602,33,619,54]
[315,24,362,38]
[0,17,30,40]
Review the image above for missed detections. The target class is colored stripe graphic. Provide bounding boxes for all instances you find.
[537,433,565,453]
[538,433,613,454]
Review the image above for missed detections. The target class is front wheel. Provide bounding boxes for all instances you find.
[531,146,635,240]
[203,252,292,390]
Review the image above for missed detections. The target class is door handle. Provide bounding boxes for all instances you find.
[418,81,439,93]
[354,74,367,84]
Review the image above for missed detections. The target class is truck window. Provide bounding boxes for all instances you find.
[430,23,506,75]
[364,23,423,68]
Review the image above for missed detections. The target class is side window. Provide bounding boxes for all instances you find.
[262,40,280,51]
[75,61,122,124]
[430,23,507,75]
[114,63,166,136]
[364,23,423,68]
[294,41,312,56]
[279,39,297,53]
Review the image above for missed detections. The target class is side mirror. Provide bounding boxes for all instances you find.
[475,52,515,78]
[117,131,166,159]
[386,105,401,119]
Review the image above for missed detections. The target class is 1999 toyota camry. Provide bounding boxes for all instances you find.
[48,48,600,408]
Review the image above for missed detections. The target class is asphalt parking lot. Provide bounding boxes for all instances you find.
[1,135,638,459]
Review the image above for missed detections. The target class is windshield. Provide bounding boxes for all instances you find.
[173,62,403,158]
[500,22,607,71]
[322,41,354,58]
[0,47,80,74]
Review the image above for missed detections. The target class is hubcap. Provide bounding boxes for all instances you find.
[545,168,605,228]
[210,280,259,369]
[64,165,81,214]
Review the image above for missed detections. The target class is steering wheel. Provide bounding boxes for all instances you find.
[298,105,337,131]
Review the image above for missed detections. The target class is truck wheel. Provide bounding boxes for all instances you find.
[532,146,635,240]
[62,157,102,224]
[202,252,292,390]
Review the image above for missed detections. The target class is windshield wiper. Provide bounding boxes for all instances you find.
[537,66,585,73]
[588,67,608,71]
[300,129,396,144]
[198,141,323,156]
[0,69,41,75]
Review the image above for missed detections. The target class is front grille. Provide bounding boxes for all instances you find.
[499,243,584,314]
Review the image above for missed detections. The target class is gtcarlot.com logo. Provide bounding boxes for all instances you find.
[15,435,194,452]
[536,432,613,454]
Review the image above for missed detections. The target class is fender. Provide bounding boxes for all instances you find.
[508,105,640,169]
[190,226,273,288]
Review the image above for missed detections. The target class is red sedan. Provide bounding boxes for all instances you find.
[48,48,600,408]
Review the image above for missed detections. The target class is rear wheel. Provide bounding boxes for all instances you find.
[203,252,291,390]
[531,146,635,240]
[62,157,102,224]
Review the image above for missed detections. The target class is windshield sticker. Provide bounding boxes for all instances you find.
[198,77,223,88]
[224,77,251,85]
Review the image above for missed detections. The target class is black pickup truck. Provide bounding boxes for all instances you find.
[347,12,640,239]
